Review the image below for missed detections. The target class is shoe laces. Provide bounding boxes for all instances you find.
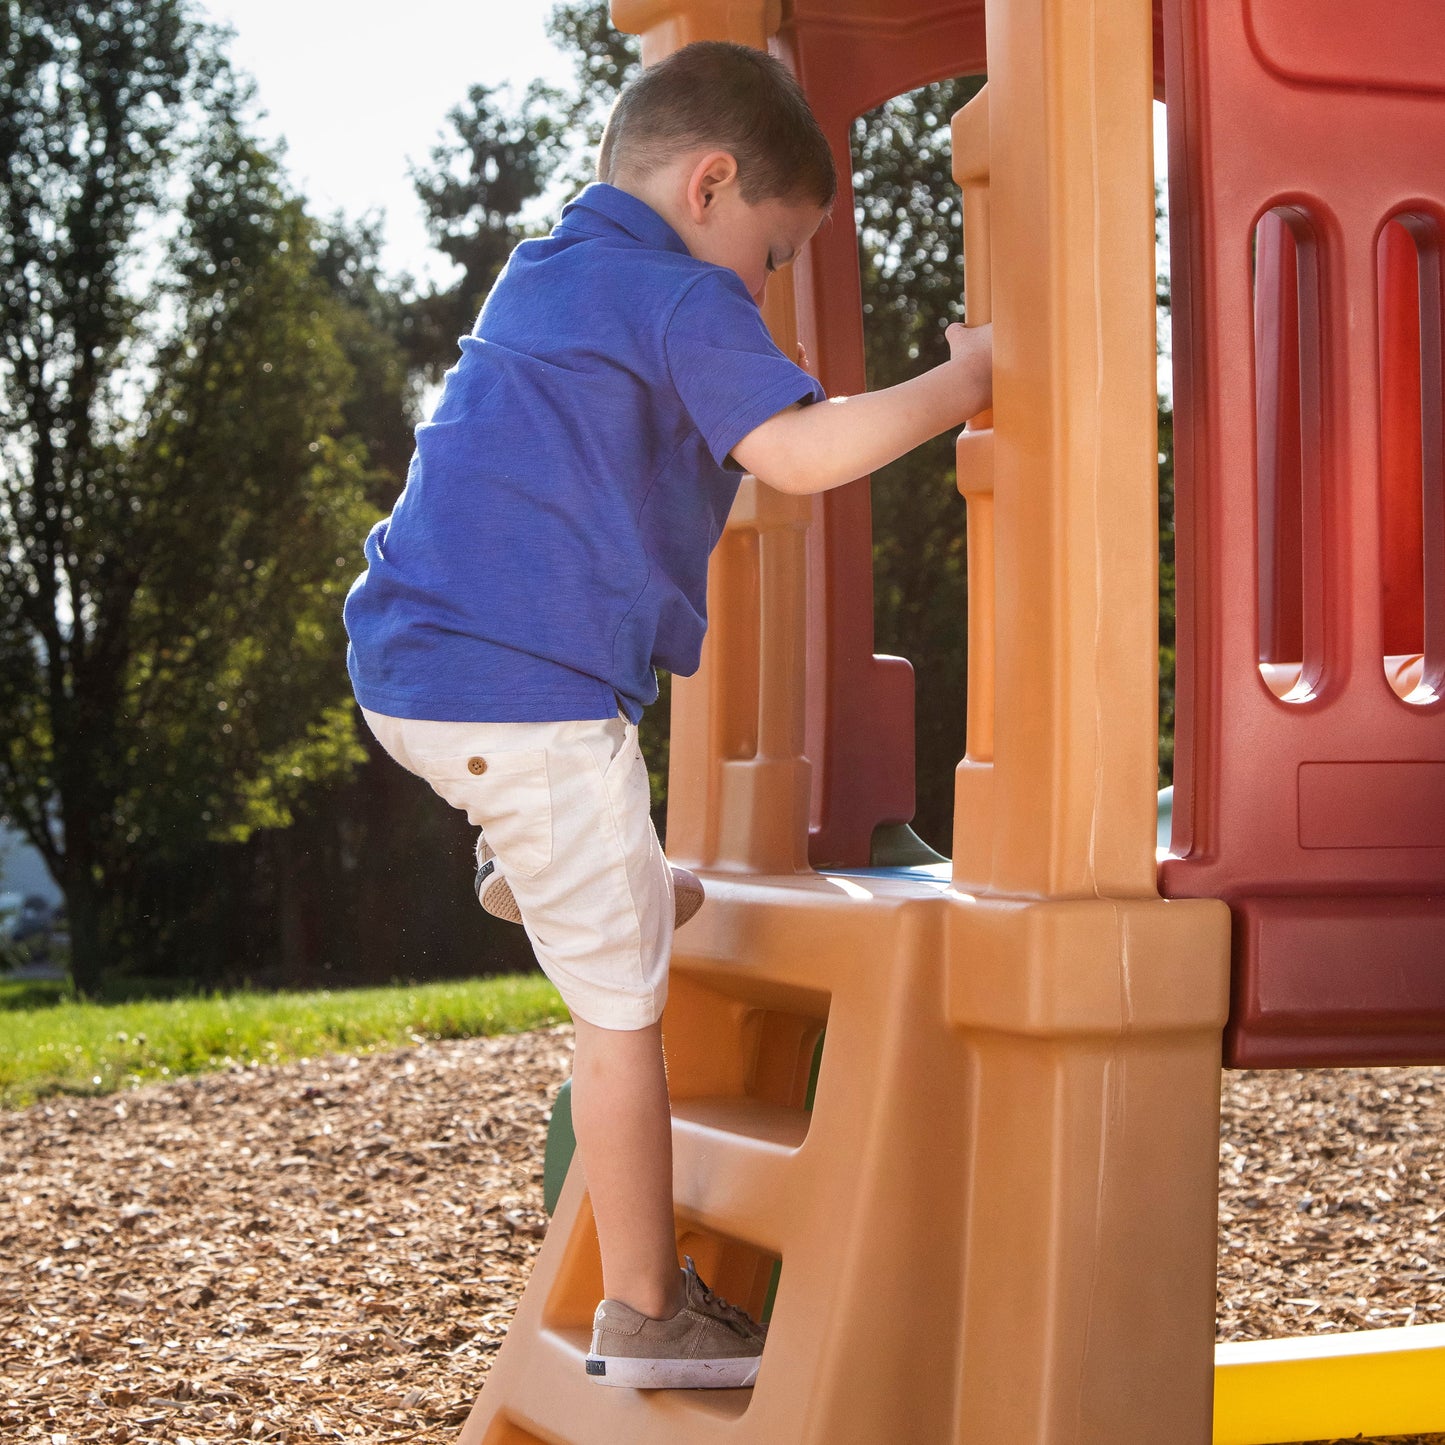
[683,1256,762,1337]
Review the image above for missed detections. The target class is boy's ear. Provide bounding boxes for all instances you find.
[685,150,741,224]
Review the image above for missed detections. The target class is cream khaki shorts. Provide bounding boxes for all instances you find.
[361,709,673,1030]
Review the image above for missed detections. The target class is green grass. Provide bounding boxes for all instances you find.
[0,974,568,1109]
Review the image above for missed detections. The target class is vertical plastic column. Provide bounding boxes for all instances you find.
[939,0,1232,1438]
[615,0,816,878]
[951,87,997,885]
[663,279,815,876]
[950,2,1160,900]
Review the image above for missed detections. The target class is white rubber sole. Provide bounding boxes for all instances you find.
[584,1353,761,1389]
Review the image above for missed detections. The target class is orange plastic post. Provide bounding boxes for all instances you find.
[935,3,1230,1435]
[458,1,1230,1442]
[951,85,996,886]
[612,0,780,59]
[664,272,815,878]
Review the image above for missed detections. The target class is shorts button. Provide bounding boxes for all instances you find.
[467,757,487,775]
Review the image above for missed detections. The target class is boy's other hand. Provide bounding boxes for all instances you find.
[796,341,812,373]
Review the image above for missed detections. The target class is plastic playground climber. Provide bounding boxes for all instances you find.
[459,1,1445,1440]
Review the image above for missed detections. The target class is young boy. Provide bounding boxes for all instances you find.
[344,41,992,1390]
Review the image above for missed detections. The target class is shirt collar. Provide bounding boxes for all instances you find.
[558,183,691,256]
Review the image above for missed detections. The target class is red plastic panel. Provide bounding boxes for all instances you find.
[1160,0,1445,1066]
[1232,897,1445,1066]
[1296,761,1445,848]
[1244,0,1445,97]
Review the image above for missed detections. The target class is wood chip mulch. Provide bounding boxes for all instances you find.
[2,1028,1443,1444]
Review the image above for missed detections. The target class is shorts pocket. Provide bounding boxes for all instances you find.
[411,748,554,878]
[599,714,632,778]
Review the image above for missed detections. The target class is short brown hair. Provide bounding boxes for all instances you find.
[598,41,836,209]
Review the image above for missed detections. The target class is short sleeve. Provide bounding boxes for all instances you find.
[664,270,826,467]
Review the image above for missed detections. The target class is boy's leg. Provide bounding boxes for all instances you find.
[363,709,684,1308]
[570,1017,684,1320]
[358,708,765,1385]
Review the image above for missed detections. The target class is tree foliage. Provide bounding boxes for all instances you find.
[400,5,641,379]
[400,6,636,380]
[546,0,641,126]
[0,0,382,988]
[401,82,571,375]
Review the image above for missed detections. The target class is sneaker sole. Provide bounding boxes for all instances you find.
[672,869,704,928]
[477,871,523,924]
[479,866,704,930]
[583,1353,760,1389]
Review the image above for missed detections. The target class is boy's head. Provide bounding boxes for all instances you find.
[599,41,836,302]
[598,40,836,211]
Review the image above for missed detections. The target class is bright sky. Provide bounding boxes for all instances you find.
[196,0,575,289]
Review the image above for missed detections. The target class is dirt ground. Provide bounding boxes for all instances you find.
[2,1026,1442,1444]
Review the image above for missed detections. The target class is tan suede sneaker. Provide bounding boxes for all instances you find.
[584,1257,766,1389]
[474,832,704,928]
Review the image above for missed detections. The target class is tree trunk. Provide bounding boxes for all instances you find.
[63,867,107,998]
[57,776,116,997]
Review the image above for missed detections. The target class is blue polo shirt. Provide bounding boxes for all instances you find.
[344,184,824,723]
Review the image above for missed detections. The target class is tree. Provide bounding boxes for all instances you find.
[311,213,418,495]
[402,82,573,377]
[0,0,380,990]
[545,1,642,166]
[401,5,640,379]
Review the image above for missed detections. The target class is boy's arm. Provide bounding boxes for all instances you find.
[731,323,992,496]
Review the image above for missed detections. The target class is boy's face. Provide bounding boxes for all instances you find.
[690,190,828,306]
